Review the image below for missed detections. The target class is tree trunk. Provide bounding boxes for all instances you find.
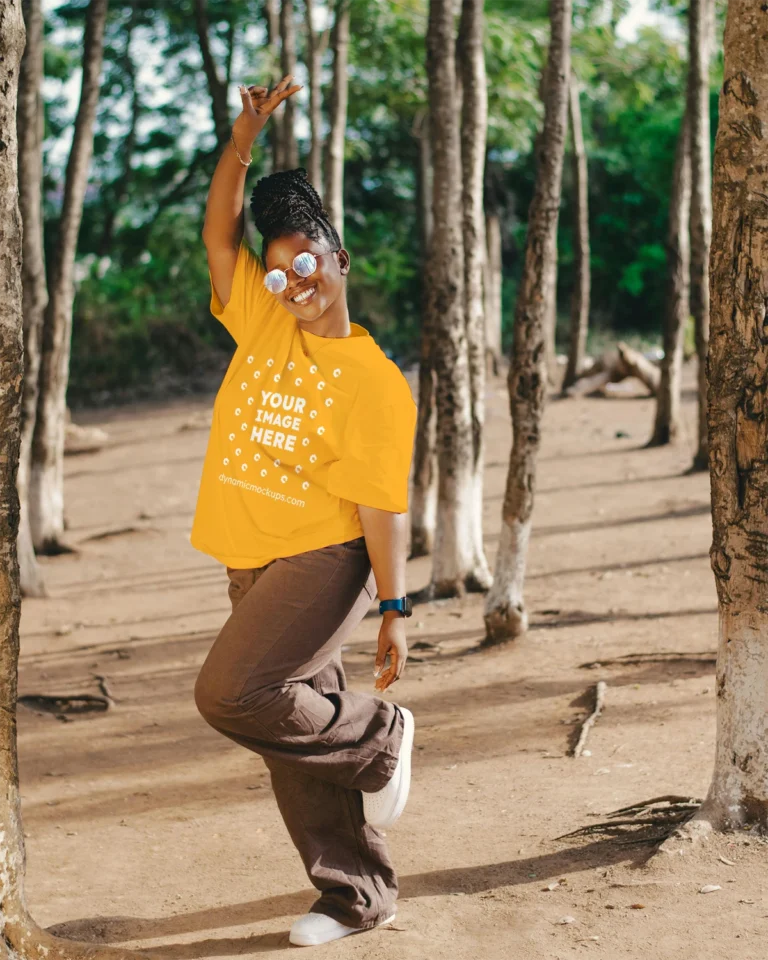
[673,0,768,836]
[99,0,140,255]
[279,0,299,169]
[423,0,477,596]
[688,0,714,471]
[1,7,147,956]
[264,0,284,172]
[28,0,108,554]
[16,0,48,598]
[484,0,571,642]
[538,67,560,388]
[562,71,590,392]
[648,108,691,446]
[483,160,503,377]
[457,0,492,591]
[193,0,230,147]
[304,0,323,191]
[410,109,437,558]
[324,0,350,241]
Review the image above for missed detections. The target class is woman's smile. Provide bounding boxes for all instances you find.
[291,283,318,306]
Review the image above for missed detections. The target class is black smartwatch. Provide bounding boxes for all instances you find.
[379,596,413,617]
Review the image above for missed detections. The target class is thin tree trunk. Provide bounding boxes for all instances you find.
[648,108,691,446]
[279,0,299,169]
[483,159,503,377]
[304,0,323,191]
[264,0,284,171]
[688,0,714,471]
[675,0,768,837]
[423,0,476,597]
[1,7,146,955]
[410,109,437,557]
[458,0,492,591]
[538,64,560,387]
[484,0,571,642]
[193,0,230,147]
[324,0,350,241]
[28,0,108,554]
[16,0,48,598]
[99,1,140,255]
[562,71,590,392]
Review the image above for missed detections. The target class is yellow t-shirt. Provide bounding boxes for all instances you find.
[189,241,418,569]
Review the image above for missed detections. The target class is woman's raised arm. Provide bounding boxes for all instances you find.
[202,75,302,308]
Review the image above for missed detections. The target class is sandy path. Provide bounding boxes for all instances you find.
[17,367,766,960]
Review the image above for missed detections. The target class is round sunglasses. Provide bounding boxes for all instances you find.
[263,250,339,295]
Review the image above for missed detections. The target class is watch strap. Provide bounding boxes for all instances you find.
[379,597,412,617]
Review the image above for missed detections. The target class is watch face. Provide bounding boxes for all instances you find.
[404,596,413,617]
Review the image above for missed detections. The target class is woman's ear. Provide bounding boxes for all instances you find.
[337,248,351,276]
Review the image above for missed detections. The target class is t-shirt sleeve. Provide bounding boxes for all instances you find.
[327,369,417,513]
[209,240,277,344]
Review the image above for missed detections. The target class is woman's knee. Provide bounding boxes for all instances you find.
[194,666,235,726]
[194,663,273,728]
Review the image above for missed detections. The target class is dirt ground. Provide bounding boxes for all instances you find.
[18,362,768,960]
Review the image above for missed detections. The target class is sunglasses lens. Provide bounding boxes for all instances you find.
[293,252,317,278]
[264,270,287,294]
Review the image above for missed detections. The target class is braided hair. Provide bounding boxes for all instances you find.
[250,168,341,267]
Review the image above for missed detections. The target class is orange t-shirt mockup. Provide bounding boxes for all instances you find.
[189,241,418,569]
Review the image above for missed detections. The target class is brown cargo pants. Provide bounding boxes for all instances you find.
[193,535,404,930]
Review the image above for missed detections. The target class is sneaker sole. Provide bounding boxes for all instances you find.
[289,913,396,946]
[376,706,414,829]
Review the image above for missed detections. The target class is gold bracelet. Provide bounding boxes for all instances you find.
[230,133,252,167]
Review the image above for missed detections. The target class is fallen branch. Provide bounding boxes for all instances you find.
[571,680,607,757]
[564,344,661,398]
[616,341,661,395]
[93,673,117,706]
[580,651,716,670]
[18,693,111,719]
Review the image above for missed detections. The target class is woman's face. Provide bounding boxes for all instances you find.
[265,233,350,323]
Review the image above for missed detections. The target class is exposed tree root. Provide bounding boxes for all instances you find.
[555,796,703,845]
[3,918,152,960]
[579,651,716,670]
[571,680,607,756]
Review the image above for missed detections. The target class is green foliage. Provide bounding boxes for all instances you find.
[38,0,724,402]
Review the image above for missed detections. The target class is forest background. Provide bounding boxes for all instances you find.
[40,0,714,406]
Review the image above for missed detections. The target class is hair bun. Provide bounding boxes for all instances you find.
[249,167,341,264]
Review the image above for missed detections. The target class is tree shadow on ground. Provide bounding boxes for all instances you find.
[46,837,647,956]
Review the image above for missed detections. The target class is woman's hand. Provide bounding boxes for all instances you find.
[374,614,408,692]
[233,74,302,148]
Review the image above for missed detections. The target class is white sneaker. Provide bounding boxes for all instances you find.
[288,911,395,946]
[362,706,414,829]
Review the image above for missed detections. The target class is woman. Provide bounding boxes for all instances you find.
[190,74,418,947]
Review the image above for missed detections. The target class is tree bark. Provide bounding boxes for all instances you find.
[99,0,140,255]
[279,0,299,169]
[28,0,108,554]
[1,6,148,955]
[648,108,691,446]
[483,159,504,377]
[16,0,48,598]
[562,71,591,392]
[686,0,768,835]
[484,0,571,642]
[458,0,492,590]
[688,0,714,471]
[304,0,323,191]
[324,0,350,241]
[423,0,477,596]
[410,108,437,557]
[193,0,230,147]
